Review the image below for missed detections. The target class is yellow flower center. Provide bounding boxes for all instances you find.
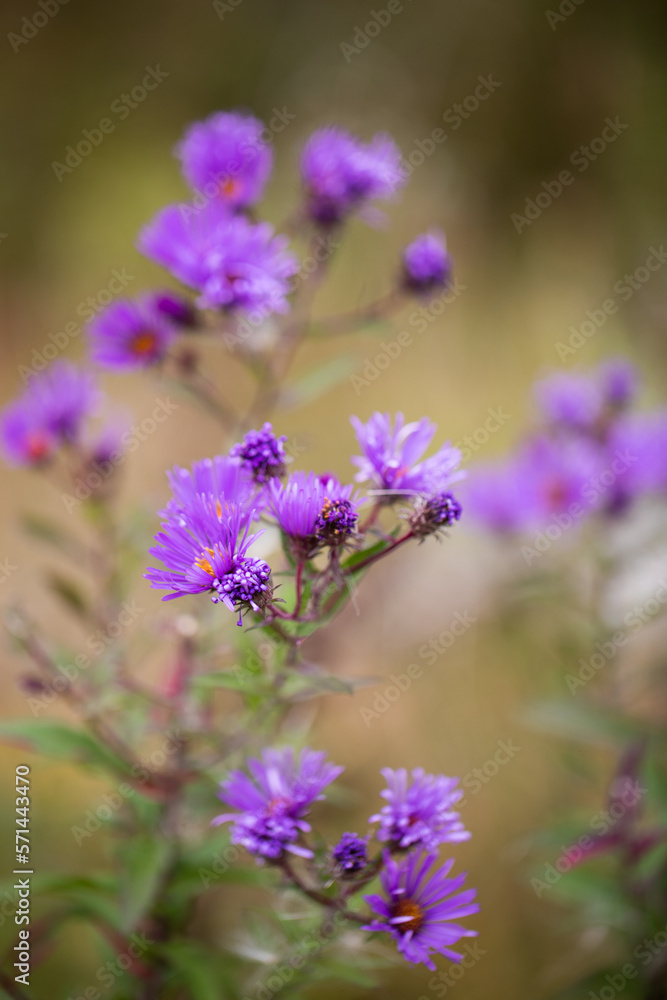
[195,547,217,576]
[393,899,424,933]
[132,331,158,355]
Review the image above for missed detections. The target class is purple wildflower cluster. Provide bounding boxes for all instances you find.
[70,109,451,374]
[465,358,667,533]
[214,749,478,970]
[145,412,464,622]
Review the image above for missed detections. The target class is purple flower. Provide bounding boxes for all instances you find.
[1,362,99,465]
[176,111,272,209]
[267,471,360,556]
[535,372,604,430]
[363,851,479,969]
[410,491,462,539]
[351,412,463,499]
[370,768,470,852]
[138,201,298,315]
[0,398,57,466]
[403,233,452,293]
[301,127,405,226]
[212,747,344,860]
[88,296,178,370]
[230,423,287,484]
[462,458,532,532]
[145,497,270,625]
[599,357,638,409]
[164,454,258,520]
[607,409,667,505]
[332,832,369,875]
[26,361,99,442]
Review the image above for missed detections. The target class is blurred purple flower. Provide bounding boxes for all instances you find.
[0,399,57,466]
[88,295,177,370]
[301,126,405,226]
[403,232,452,293]
[176,110,272,209]
[370,767,470,852]
[213,747,343,860]
[535,371,604,430]
[363,851,479,969]
[351,412,463,499]
[138,201,298,315]
[1,362,99,465]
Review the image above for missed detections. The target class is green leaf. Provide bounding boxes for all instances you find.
[281,354,362,408]
[119,835,172,932]
[192,670,261,693]
[0,720,132,776]
[159,940,236,1000]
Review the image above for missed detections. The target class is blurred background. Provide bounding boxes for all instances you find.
[1,0,667,996]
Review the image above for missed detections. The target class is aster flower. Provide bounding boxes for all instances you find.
[371,768,470,852]
[24,361,99,443]
[138,201,298,315]
[351,412,463,500]
[212,747,343,860]
[230,423,287,484]
[599,357,638,410]
[409,491,462,539]
[267,471,361,558]
[535,372,604,430]
[462,458,532,533]
[88,295,178,370]
[607,409,667,507]
[402,232,452,294]
[0,398,57,466]
[301,126,405,226]
[363,851,479,969]
[164,455,258,520]
[176,111,272,209]
[145,497,271,625]
[332,832,369,875]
